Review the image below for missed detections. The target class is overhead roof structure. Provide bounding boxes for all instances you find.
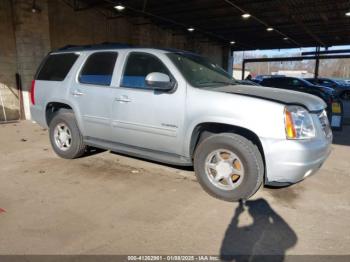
[63,0,350,51]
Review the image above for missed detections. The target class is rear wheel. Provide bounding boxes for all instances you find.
[49,109,87,159]
[194,133,264,202]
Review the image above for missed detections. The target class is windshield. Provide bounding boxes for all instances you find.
[167,52,236,88]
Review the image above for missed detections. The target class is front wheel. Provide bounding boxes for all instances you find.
[194,133,264,202]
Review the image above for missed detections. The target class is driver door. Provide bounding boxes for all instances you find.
[110,52,185,155]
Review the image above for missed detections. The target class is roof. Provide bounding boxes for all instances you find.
[66,0,350,51]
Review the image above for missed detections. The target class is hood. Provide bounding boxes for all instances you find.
[211,84,326,112]
[312,84,335,95]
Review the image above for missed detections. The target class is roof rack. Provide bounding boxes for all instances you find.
[54,42,197,55]
[56,42,133,52]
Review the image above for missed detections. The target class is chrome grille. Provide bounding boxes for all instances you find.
[318,111,332,138]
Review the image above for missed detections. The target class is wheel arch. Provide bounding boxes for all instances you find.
[45,101,85,134]
[189,122,265,168]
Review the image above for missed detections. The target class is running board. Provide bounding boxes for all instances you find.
[84,137,192,166]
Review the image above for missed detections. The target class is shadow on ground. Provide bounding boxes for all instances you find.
[220,198,297,262]
[83,146,106,157]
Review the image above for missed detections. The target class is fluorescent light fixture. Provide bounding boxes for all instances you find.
[346,12,350,16]
[187,27,195,32]
[230,41,236,44]
[242,13,251,19]
[31,0,40,13]
[266,27,274,32]
[283,37,289,40]
[114,4,125,11]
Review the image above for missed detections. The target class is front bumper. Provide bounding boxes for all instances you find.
[262,135,332,185]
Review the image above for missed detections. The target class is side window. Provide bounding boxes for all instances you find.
[121,52,170,89]
[274,78,285,86]
[79,52,118,86]
[36,53,79,81]
[261,79,272,86]
[284,78,300,87]
[291,79,303,86]
[265,78,283,87]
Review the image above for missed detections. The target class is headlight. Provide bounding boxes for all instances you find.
[284,106,316,139]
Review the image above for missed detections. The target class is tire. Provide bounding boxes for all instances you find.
[194,133,264,202]
[49,109,87,159]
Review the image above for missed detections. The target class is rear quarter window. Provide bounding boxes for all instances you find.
[36,53,79,81]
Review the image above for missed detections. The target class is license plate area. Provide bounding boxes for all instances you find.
[331,102,341,114]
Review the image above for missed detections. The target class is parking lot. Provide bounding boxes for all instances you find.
[0,121,349,256]
[1,0,350,260]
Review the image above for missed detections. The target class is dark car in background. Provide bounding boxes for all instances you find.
[237,79,261,86]
[260,76,343,128]
[252,74,285,84]
[305,78,350,100]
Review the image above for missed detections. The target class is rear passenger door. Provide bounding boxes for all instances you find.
[71,52,118,140]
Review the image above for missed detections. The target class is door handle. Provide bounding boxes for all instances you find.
[115,96,131,103]
[71,90,84,96]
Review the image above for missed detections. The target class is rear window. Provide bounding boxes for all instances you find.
[36,53,79,81]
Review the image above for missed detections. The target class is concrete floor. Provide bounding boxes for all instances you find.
[0,121,349,256]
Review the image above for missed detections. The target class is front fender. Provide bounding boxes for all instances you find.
[183,88,287,157]
[183,116,265,157]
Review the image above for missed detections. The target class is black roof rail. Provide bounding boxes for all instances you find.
[54,42,198,55]
[55,42,134,52]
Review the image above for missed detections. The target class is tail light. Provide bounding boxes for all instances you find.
[30,80,35,105]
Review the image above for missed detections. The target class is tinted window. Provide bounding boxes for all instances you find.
[79,52,118,86]
[288,79,303,86]
[261,78,285,86]
[121,53,170,89]
[36,53,79,81]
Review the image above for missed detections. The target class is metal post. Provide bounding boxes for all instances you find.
[227,48,234,76]
[314,46,320,79]
[16,73,25,120]
[0,84,7,122]
[242,60,246,80]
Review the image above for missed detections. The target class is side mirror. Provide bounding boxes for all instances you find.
[145,72,174,91]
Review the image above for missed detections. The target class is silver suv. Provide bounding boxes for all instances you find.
[30,45,332,202]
